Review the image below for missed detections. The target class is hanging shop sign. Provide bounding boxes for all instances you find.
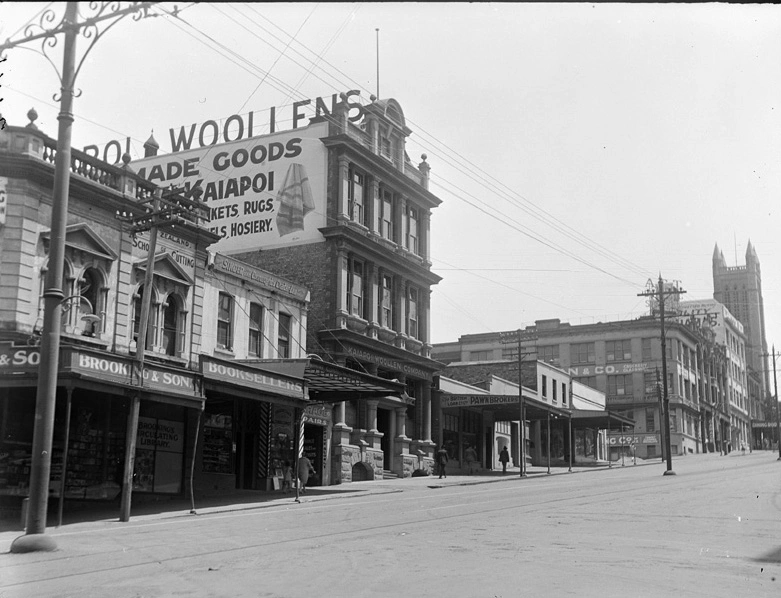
[303,404,332,426]
[201,356,304,399]
[441,395,520,408]
[0,343,201,401]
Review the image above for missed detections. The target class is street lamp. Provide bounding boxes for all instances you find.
[4,1,155,554]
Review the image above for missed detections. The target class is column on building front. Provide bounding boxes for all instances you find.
[368,263,379,331]
[422,289,432,348]
[395,278,407,345]
[410,379,435,469]
[393,405,414,476]
[364,399,383,477]
[399,195,408,250]
[421,210,431,262]
[338,156,350,220]
[336,244,349,321]
[370,179,381,235]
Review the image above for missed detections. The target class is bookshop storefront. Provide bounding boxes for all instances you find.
[0,342,203,519]
[199,355,308,494]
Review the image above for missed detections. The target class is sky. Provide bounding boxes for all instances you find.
[2,2,781,352]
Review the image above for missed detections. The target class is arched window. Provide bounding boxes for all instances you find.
[79,268,101,336]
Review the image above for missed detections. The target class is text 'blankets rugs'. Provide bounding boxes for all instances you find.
[276,163,315,236]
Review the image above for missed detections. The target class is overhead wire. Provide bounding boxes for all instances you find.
[197,2,655,281]
[146,3,661,332]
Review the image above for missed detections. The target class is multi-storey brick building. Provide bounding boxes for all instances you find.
[433,316,735,460]
[0,113,217,520]
[236,95,443,481]
[0,109,405,527]
[133,93,442,483]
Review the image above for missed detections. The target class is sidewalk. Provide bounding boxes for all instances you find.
[1,458,662,535]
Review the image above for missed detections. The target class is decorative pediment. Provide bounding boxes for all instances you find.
[41,223,118,261]
[133,252,193,285]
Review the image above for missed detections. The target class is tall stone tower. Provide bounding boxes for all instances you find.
[712,241,769,396]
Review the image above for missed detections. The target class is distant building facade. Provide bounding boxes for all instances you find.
[231,95,444,481]
[433,317,734,460]
[713,242,769,400]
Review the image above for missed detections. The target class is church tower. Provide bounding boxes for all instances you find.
[712,241,769,396]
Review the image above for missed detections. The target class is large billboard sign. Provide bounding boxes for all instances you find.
[677,299,743,346]
[132,121,329,255]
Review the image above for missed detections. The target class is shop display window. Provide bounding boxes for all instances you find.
[202,405,234,475]
[134,403,186,493]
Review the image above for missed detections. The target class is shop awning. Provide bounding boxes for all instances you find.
[570,409,635,430]
[240,357,408,403]
[440,392,571,422]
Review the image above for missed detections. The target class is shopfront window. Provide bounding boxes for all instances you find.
[134,404,186,494]
[202,404,234,475]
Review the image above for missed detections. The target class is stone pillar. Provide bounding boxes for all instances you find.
[399,195,408,249]
[366,400,379,434]
[396,279,407,340]
[421,210,431,262]
[337,156,350,220]
[336,245,348,322]
[368,263,379,331]
[422,382,432,442]
[422,289,432,348]
[370,180,380,235]
[395,406,408,439]
[332,401,352,445]
[394,406,413,476]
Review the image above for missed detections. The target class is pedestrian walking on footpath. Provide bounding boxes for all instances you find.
[436,444,449,479]
[464,444,478,475]
[282,460,293,493]
[499,446,510,474]
[298,454,315,493]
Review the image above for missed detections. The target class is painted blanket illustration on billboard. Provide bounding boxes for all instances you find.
[132,121,328,255]
[276,163,315,236]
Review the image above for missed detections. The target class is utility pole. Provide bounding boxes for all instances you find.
[639,275,685,476]
[762,347,781,461]
[3,1,156,554]
[499,330,536,477]
[655,368,665,463]
[115,185,207,521]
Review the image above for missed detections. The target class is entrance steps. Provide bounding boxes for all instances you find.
[382,470,399,480]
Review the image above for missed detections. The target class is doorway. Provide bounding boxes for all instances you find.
[377,408,391,470]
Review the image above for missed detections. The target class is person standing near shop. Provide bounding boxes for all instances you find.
[464,444,478,475]
[298,453,315,493]
[499,446,510,474]
[436,444,449,479]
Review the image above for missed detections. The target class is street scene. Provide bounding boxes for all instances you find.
[1,452,780,597]
[1,2,781,596]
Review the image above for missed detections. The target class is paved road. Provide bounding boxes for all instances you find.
[1,452,779,597]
